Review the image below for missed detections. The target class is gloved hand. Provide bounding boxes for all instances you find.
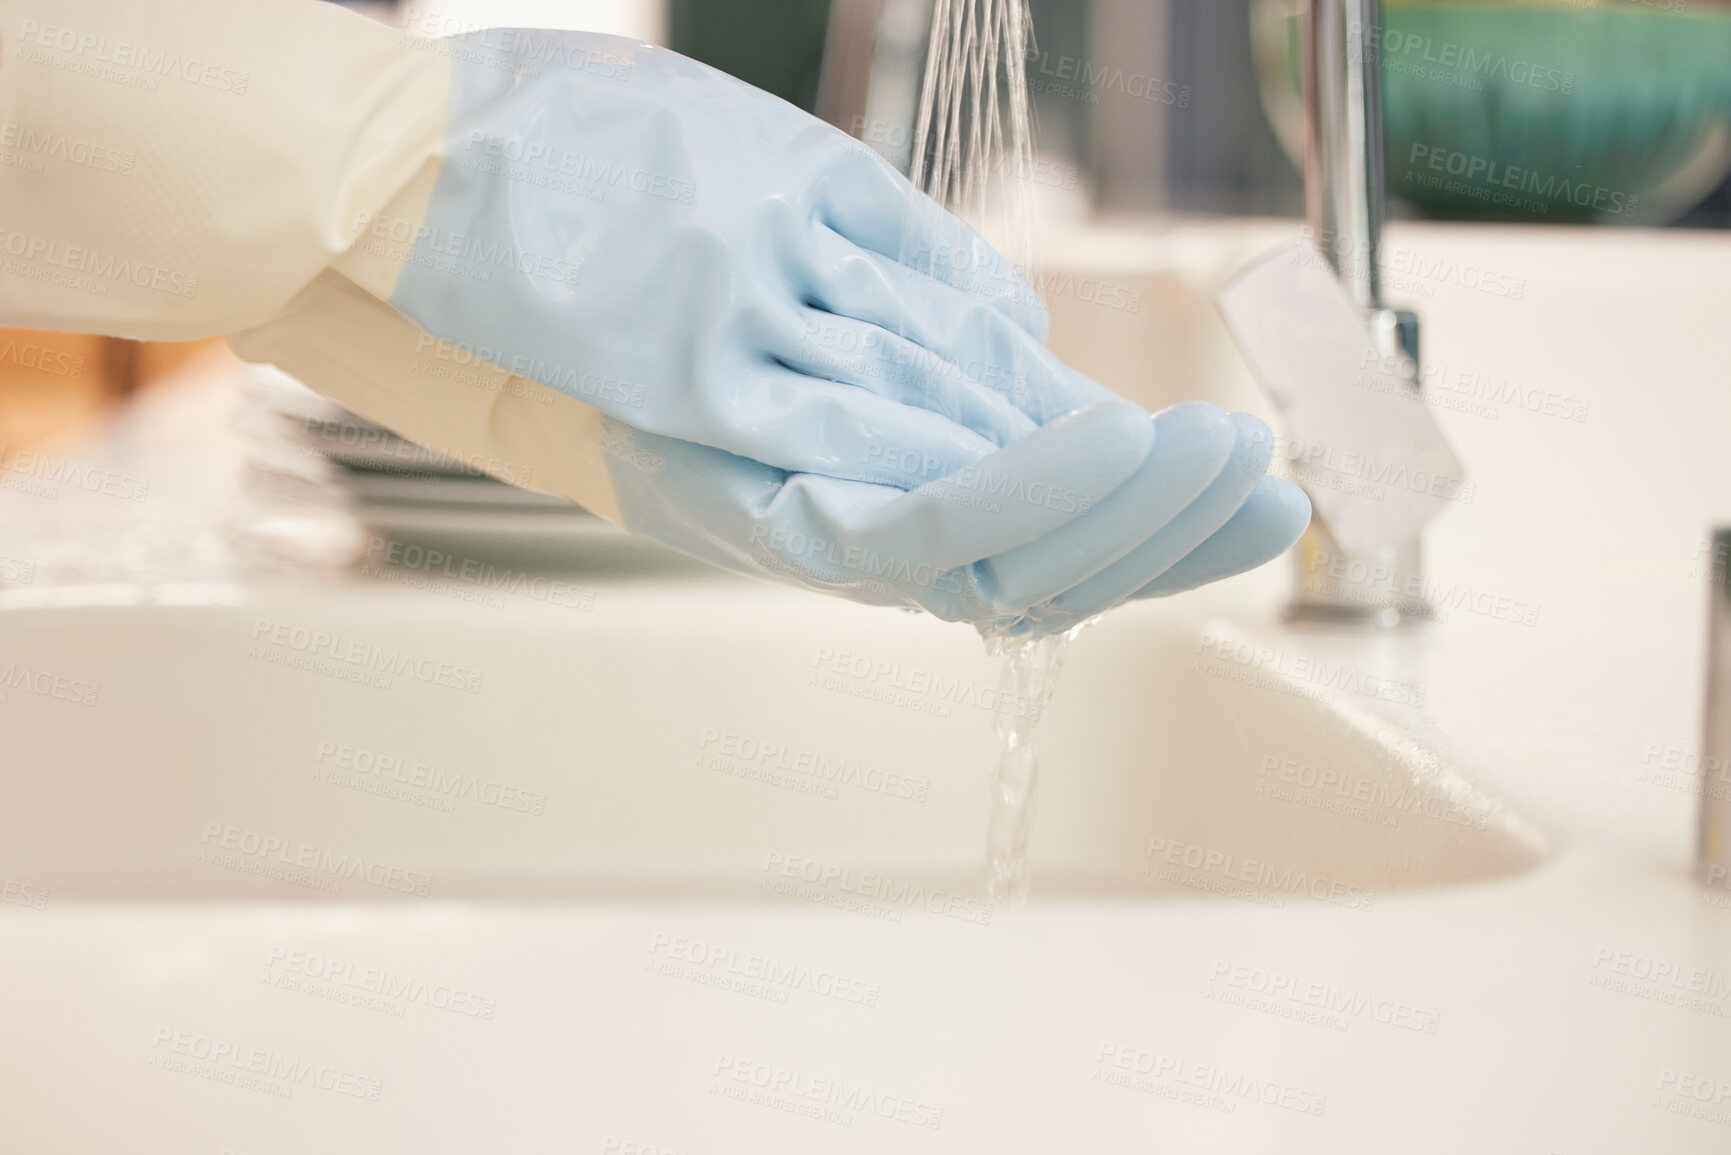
[330,29,1308,630]
[602,403,1305,629]
[0,0,1305,630]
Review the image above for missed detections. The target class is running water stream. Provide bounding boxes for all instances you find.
[978,630,1071,901]
[907,0,1069,905]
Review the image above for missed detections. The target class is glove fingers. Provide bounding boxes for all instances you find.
[600,401,1150,610]
[1132,477,1311,599]
[769,307,1039,449]
[980,402,1240,613]
[595,429,936,608]
[813,149,1051,341]
[845,400,1153,571]
[599,407,1287,630]
[706,358,1001,488]
[801,225,1115,424]
[1021,413,1276,627]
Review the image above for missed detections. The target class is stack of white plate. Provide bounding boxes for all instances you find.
[236,364,607,544]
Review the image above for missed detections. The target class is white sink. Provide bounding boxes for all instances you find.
[0,552,1543,906]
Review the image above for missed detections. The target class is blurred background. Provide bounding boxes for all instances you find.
[9,0,1731,449]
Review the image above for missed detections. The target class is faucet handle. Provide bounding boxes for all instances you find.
[1217,238,1465,560]
[1701,528,1731,886]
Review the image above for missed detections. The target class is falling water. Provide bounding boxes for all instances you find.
[908,0,1038,257]
[978,629,1073,901]
[907,0,1066,906]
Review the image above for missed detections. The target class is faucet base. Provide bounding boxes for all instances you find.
[1285,521,1431,629]
[1283,600,1432,629]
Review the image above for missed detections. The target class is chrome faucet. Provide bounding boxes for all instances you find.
[1700,528,1731,887]
[1220,0,1463,629]
[1288,0,1431,625]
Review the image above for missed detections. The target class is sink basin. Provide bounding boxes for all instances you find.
[0,556,1544,907]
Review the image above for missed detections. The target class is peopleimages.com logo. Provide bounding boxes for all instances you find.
[759,851,994,925]
[0,662,100,707]
[711,1055,944,1129]
[199,822,433,897]
[1405,144,1638,217]
[149,1027,383,1101]
[1144,836,1377,912]
[248,618,483,694]
[16,20,251,94]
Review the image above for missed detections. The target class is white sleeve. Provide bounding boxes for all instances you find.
[0,0,446,339]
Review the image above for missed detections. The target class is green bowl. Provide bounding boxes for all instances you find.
[1257,1,1731,222]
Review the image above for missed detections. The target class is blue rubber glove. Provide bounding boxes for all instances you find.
[600,401,1308,629]
[1000,410,1310,634]
[354,30,1307,628]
